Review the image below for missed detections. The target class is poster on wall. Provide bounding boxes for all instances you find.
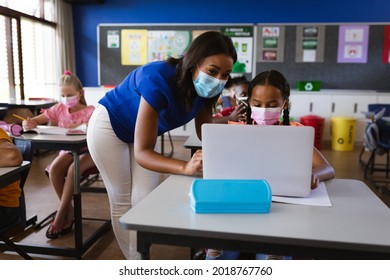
[295,26,325,63]
[383,26,390,64]
[107,30,120,48]
[337,25,369,63]
[221,26,253,73]
[257,25,285,63]
[148,30,191,62]
[121,29,148,65]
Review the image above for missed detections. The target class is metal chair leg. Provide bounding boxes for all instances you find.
[0,235,33,260]
[386,150,390,179]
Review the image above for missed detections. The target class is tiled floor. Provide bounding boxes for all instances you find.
[1,137,389,260]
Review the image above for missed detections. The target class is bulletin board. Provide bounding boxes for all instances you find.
[97,24,254,86]
[256,24,390,91]
[98,24,390,91]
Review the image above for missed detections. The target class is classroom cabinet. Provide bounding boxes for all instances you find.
[377,93,390,104]
[330,92,374,142]
[290,90,377,142]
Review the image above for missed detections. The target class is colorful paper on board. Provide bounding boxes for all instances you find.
[121,29,148,65]
[337,25,369,63]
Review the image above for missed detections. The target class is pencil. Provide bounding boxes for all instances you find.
[12,114,27,121]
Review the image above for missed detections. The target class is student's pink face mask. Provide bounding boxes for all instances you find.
[61,95,78,108]
[251,107,281,125]
[250,101,285,126]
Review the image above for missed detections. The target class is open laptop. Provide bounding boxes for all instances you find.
[201,124,314,197]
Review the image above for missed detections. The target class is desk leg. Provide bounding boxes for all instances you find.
[72,152,83,256]
[137,231,151,260]
[191,148,196,157]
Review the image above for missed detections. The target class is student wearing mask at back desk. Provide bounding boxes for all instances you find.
[22,71,96,240]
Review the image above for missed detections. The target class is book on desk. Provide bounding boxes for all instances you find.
[22,125,87,136]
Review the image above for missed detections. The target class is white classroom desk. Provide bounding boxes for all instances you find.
[0,99,57,115]
[0,161,30,189]
[120,175,390,260]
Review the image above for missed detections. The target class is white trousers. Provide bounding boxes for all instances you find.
[87,104,161,259]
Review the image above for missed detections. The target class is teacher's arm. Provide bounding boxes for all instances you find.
[134,97,202,175]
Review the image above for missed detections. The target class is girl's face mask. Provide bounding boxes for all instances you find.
[193,70,227,99]
[250,101,285,126]
[61,95,79,108]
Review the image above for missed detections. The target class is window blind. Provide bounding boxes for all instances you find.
[0,0,57,101]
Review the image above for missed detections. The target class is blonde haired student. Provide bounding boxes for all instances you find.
[22,71,95,239]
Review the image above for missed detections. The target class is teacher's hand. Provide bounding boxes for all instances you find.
[184,149,203,175]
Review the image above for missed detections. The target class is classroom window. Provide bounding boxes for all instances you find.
[0,0,57,101]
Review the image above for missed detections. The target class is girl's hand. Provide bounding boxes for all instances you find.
[67,122,82,129]
[311,174,320,189]
[22,117,38,131]
[183,149,203,175]
[228,103,247,122]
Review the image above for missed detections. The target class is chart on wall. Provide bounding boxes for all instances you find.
[121,29,148,65]
[257,25,285,62]
[147,30,191,62]
[337,25,369,63]
[295,25,326,63]
[221,26,254,74]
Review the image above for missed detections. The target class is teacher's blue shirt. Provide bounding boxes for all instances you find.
[99,61,205,143]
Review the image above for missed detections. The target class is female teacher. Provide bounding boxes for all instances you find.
[87,31,237,259]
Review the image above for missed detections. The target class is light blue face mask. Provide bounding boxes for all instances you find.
[193,70,227,99]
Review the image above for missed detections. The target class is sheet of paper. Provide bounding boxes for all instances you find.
[33,125,68,135]
[74,124,87,132]
[272,182,332,207]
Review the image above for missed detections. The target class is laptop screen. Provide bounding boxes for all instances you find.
[201,124,314,197]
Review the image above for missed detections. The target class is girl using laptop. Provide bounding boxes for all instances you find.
[206,70,335,260]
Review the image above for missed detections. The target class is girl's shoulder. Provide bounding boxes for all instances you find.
[42,102,67,114]
[290,121,303,127]
[277,121,303,126]
[72,105,94,115]
[84,105,95,111]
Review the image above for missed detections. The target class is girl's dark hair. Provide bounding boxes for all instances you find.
[166,31,237,112]
[247,70,291,125]
[225,75,249,90]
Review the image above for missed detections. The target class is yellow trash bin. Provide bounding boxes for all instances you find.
[331,117,356,151]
